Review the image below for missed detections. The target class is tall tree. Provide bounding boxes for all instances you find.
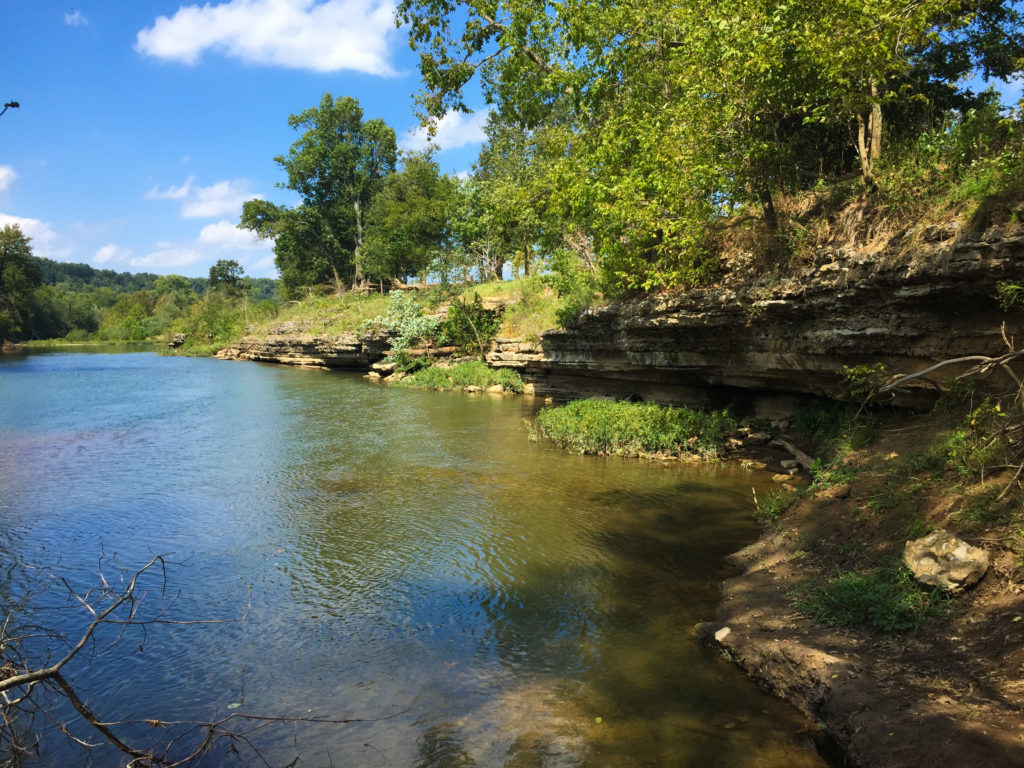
[0,224,42,341]
[361,154,458,284]
[270,94,397,289]
[208,259,245,294]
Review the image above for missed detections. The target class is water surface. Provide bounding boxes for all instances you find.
[0,351,825,767]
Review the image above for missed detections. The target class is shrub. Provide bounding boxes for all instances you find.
[439,294,499,357]
[358,290,443,369]
[535,399,735,458]
[394,360,524,392]
[794,565,948,634]
[754,486,801,526]
[944,399,1014,482]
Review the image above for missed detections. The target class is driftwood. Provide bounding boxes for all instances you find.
[878,323,1024,397]
[770,438,815,471]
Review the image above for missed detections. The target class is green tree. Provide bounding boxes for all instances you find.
[208,259,245,294]
[400,0,1024,291]
[0,224,42,340]
[362,153,458,284]
[255,93,398,291]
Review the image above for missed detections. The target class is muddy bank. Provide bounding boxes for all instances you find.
[697,432,1024,767]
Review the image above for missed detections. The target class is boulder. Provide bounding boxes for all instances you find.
[904,529,989,593]
[168,332,187,348]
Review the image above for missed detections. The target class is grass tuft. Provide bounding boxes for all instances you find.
[535,399,735,459]
[393,361,524,393]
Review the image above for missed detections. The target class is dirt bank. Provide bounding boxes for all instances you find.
[699,419,1024,767]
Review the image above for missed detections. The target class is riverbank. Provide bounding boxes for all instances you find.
[698,410,1024,767]
[206,206,1024,766]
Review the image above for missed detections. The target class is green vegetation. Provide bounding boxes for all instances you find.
[754,486,802,527]
[394,360,524,392]
[536,400,735,458]
[439,294,500,357]
[794,565,949,634]
[398,0,1024,295]
[0,225,279,346]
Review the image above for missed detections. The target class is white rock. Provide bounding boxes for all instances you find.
[904,529,989,593]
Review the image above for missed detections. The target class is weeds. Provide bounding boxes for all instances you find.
[394,361,524,393]
[754,486,802,526]
[535,400,735,459]
[794,564,949,634]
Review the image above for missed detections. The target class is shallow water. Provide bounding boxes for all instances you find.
[0,351,826,767]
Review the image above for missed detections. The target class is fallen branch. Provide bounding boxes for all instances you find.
[770,439,816,471]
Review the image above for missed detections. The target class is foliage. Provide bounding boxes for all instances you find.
[794,565,949,634]
[439,293,500,357]
[394,360,524,392]
[241,93,397,293]
[174,293,246,356]
[881,99,1024,217]
[536,400,736,458]
[358,290,442,367]
[399,0,1024,292]
[546,248,601,326]
[997,280,1024,310]
[492,276,562,340]
[843,363,889,401]
[208,259,245,295]
[362,154,458,284]
[755,486,803,526]
[944,398,1015,481]
[0,224,42,340]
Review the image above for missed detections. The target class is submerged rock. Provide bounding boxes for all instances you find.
[903,529,989,593]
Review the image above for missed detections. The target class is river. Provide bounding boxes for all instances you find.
[0,349,827,767]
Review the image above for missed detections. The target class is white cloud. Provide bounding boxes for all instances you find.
[455,169,471,181]
[0,165,17,192]
[0,214,72,259]
[135,0,398,75]
[145,177,262,219]
[145,176,194,201]
[401,110,491,153]
[130,247,204,271]
[183,180,261,218]
[93,244,133,265]
[65,10,89,26]
[198,219,266,248]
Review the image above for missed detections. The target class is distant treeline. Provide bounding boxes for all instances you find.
[36,257,278,301]
[1,225,279,343]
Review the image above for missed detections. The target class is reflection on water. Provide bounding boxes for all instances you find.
[0,351,826,766]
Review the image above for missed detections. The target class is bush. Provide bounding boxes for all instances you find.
[536,399,735,458]
[754,486,801,526]
[439,294,499,356]
[794,565,948,634]
[358,290,443,369]
[394,360,524,392]
[945,399,1014,482]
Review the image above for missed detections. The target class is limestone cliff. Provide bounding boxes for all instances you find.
[216,321,391,368]
[488,223,1024,412]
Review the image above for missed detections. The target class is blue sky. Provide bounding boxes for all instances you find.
[1,1,489,279]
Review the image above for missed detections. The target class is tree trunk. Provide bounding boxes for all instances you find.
[856,79,882,186]
[330,263,343,296]
[523,237,530,277]
[352,199,365,287]
[758,187,778,232]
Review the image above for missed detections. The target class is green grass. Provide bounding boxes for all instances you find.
[535,399,735,459]
[393,360,524,393]
[793,565,949,634]
[248,292,392,337]
[754,486,802,526]
[457,276,566,341]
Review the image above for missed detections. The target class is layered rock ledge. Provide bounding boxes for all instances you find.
[216,323,391,368]
[488,224,1024,411]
